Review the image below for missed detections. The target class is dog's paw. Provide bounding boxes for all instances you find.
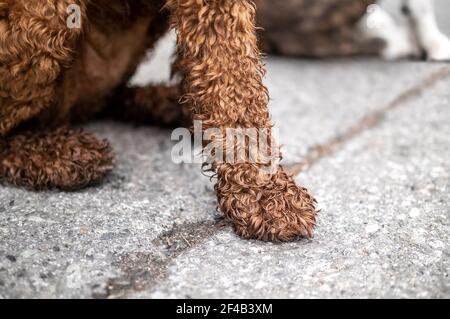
[215,164,317,241]
[381,37,421,61]
[0,128,114,190]
[424,33,450,61]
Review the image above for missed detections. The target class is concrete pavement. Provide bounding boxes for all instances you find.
[0,0,449,299]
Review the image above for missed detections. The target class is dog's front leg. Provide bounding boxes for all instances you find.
[166,0,317,241]
[403,0,450,61]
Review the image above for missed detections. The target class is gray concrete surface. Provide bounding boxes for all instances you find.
[1,1,449,299]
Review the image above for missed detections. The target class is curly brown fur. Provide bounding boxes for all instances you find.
[167,0,317,241]
[48,0,170,124]
[1,0,171,190]
[0,0,86,135]
[0,127,114,190]
[0,0,330,241]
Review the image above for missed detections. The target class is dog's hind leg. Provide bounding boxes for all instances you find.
[166,0,317,241]
[0,0,87,135]
[0,1,114,190]
[0,128,114,190]
[402,0,450,61]
[101,84,191,127]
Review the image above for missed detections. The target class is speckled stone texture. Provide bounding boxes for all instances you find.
[0,0,449,299]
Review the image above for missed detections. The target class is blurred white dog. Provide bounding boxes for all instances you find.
[361,0,450,61]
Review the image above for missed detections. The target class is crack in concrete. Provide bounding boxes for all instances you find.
[95,66,450,299]
[94,219,227,298]
[285,67,450,176]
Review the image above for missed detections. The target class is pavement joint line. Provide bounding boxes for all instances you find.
[96,219,228,298]
[285,66,450,176]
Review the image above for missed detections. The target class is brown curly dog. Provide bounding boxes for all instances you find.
[0,0,320,242]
